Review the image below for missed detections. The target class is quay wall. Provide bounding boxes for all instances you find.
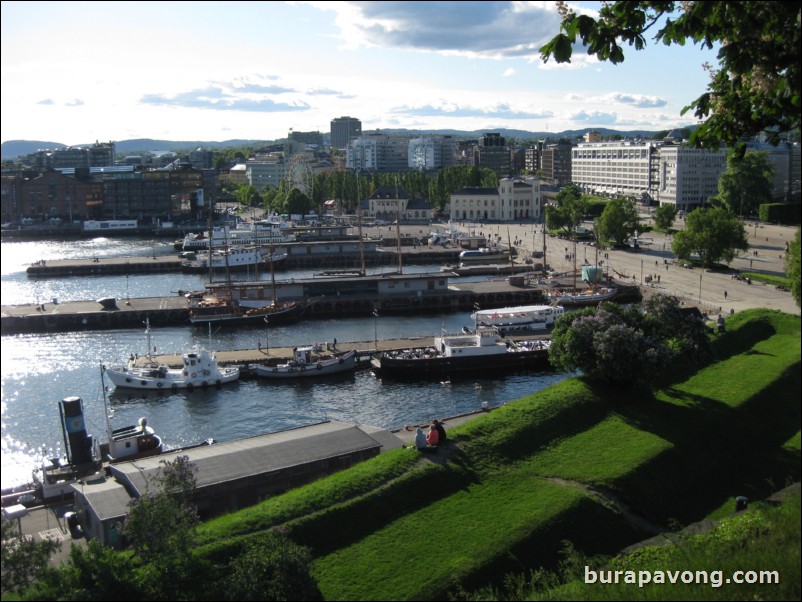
[25,247,463,278]
[1,284,552,334]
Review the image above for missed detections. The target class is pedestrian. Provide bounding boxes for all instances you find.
[724,290,728,300]
[333,337,337,349]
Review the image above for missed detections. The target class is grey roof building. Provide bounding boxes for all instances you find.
[72,420,401,547]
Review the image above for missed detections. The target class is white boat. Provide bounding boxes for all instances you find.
[547,286,618,307]
[459,247,509,265]
[181,219,295,250]
[105,348,239,390]
[104,322,239,390]
[181,246,287,272]
[254,346,357,379]
[470,304,565,334]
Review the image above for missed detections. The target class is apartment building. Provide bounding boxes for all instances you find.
[330,116,362,150]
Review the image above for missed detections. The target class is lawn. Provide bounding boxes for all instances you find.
[194,308,800,600]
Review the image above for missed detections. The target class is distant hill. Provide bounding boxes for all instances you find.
[2,128,668,160]
[0,138,273,161]
[1,140,67,159]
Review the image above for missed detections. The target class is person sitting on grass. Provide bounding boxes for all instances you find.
[433,419,446,445]
[415,427,437,453]
[427,423,440,447]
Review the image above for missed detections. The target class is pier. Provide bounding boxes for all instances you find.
[24,244,465,278]
[1,278,584,334]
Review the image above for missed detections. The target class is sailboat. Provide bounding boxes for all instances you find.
[545,226,617,306]
[187,241,309,326]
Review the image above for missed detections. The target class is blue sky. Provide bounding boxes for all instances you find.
[1,1,720,145]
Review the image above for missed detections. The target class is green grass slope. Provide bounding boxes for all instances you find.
[195,308,800,600]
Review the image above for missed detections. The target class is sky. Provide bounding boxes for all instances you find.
[0,1,721,146]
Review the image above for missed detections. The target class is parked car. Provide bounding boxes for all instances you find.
[64,511,84,538]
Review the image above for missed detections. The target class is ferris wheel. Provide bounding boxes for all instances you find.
[286,155,314,197]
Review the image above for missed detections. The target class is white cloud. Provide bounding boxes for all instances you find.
[502,68,516,77]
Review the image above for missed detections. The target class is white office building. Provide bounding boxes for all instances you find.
[657,145,728,210]
[571,141,660,201]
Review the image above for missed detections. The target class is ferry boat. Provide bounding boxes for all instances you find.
[180,219,295,250]
[181,246,287,272]
[470,304,565,334]
[371,326,551,379]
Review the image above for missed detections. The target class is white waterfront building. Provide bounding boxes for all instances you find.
[448,177,542,222]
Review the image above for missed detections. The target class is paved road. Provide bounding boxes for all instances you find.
[422,217,799,317]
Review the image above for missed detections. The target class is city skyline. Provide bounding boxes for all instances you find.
[1,1,720,146]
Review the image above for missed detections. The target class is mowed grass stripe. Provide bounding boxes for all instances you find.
[312,476,584,601]
[528,414,672,484]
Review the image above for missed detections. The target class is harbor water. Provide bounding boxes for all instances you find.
[1,237,568,489]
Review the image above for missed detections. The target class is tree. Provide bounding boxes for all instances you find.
[548,296,708,387]
[787,228,801,308]
[285,188,313,216]
[540,2,801,157]
[123,455,199,562]
[548,184,587,236]
[236,184,262,209]
[596,197,639,246]
[220,533,322,601]
[27,539,140,601]
[641,294,712,366]
[1,518,61,594]
[548,302,671,387]
[713,151,775,217]
[672,207,749,267]
[653,204,678,233]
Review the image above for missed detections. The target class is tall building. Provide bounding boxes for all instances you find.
[540,139,573,187]
[524,142,543,173]
[330,116,362,150]
[474,133,511,177]
[346,133,413,173]
[408,136,456,171]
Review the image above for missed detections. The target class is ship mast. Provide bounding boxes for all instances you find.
[395,179,403,275]
[357,174,366,276]
[542,221,547,278]
[507,227,515,276]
